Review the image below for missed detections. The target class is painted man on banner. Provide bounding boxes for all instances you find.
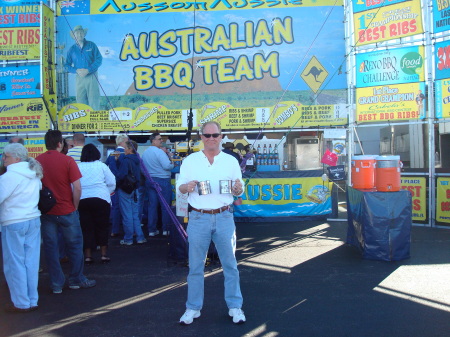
[65,25,102,111]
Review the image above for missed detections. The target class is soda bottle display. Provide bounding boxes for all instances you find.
[274,145,279,164]
[268,144,273,159]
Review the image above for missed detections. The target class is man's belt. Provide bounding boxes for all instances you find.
[191,206,229,214]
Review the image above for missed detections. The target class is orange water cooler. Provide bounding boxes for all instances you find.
[375,155,401,192]
[351,155,377,191]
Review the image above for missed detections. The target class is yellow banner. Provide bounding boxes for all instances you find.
[354,1,423,46]
[24,137,46,158]
[235,176,333,217]
[58,103,191,132]
[60,100,348,132]
[0,98,51,131]
[56,0,343,15]
[437,177,450,223]
[42,5,57,122]
[0,137,45,158]
[356,82,426,123]
[401,177,426,221]
[242,177,332,205]
[0,27,40,60]
[435,78,450,118]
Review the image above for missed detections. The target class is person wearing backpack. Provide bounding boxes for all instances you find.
[116,141,146,245]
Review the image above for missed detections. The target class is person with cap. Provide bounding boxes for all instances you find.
[65,25,102,111]
[222,142,242,164]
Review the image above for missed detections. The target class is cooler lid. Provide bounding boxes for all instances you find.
[352,155,377,160]
[375,155,400,160]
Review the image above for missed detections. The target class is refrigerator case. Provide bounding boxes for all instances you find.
[295,138,321,170]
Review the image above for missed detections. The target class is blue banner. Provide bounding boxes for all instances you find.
[432,0,450,33]
[0,0,41,27]
[352,0,408,13]
[355,46,425,88]
[435,40,450,80]
[0,64,41,99]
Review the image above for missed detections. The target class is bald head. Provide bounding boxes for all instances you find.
[73,133,85,146]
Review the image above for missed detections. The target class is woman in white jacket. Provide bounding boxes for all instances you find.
[0,143,42,313]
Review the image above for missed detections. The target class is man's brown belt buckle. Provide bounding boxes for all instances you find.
[192,206,229,214]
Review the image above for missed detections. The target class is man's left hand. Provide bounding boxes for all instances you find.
[232,179,243,195]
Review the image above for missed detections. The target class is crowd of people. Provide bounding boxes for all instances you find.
[0,123,246,324]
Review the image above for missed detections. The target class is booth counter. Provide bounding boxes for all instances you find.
[172,168,335,222]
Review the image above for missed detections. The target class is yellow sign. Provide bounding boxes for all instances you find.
[401,177,426,221]
[58,103,191,132]
[354,1,423,46]
[436,177,450,223]
[0,98,51,131]
[301,56,328,93]
[58,0,343,15]
[42,5,57,122]
[0,27,40,61]
[0,137,44,159]
[60,99,348,131]
[356,82,426,123]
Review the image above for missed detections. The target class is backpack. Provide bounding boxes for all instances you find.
[38,185,57,214]
[118,159,138,194]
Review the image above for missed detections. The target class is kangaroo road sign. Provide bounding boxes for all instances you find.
[301,56,329,93]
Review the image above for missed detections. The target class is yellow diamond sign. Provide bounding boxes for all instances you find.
[301,56,328,93]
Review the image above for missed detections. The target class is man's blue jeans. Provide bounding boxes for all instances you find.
[118,189,145,243]
[41,211,87,291]
[146,177,172,233]
[1,218,40,309]
[186,210,243,310]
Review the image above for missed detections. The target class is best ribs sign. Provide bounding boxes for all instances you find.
[353,0,423,46]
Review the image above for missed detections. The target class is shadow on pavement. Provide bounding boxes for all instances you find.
[0,220,449,337]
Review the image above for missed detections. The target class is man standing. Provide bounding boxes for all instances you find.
[176,121,245,325]
[67,133,85,163]
[105,134,128,237]
[65,25,102,110]
[36,130,96,294]
[142,133,174,237]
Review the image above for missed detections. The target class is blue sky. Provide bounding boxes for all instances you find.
[56,6,346,98]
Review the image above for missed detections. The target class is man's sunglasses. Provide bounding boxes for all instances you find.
[202,133,221,138]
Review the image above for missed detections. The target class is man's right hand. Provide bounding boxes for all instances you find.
[181,180,198,194]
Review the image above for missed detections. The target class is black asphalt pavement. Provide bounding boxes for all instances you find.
[0,219,449,337]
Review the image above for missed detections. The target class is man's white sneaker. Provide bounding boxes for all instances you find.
[229,308,246,324]
[179,309,201,325]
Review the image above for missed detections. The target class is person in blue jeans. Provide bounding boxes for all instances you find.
[0,143,42,312]
[36,130,96,294]
[116,140,146,245]
[176,121,246,325]
[142,133,174,237]
[105,134,128,237]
